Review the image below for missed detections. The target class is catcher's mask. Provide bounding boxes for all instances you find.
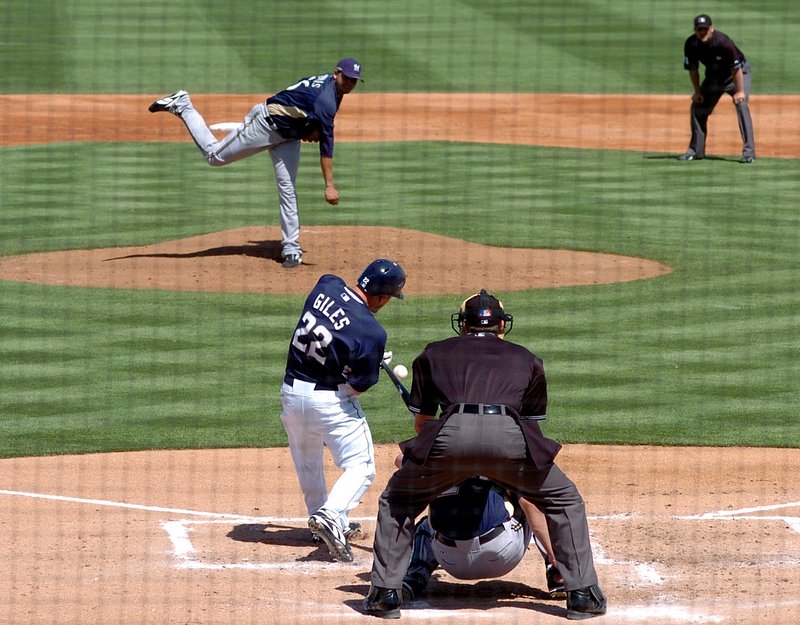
[357,258,406,299]
[451,289,513,337]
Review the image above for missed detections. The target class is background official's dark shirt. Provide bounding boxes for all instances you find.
[684,30,746,82]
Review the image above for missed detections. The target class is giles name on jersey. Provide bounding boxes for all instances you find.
[312,293,351,331]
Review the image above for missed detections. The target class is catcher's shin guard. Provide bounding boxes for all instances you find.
[402,517,438,600]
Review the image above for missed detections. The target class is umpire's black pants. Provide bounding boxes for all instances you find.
[688,61,755,159]
[368,413,599,591]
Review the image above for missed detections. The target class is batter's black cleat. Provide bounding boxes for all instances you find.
[740,156,755,164]
[677,152,699,161]
[363,586,401,619]
[148,89,189,114]
[566,584,607,620]
[546,563,567,599]
[308,511,353,562]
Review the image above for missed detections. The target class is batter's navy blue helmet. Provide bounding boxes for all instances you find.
[357,259,406,299]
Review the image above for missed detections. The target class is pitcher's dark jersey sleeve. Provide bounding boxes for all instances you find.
[267,73,340,157]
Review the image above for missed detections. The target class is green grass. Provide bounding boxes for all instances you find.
[1,142,799,457]
[2,0,800,93]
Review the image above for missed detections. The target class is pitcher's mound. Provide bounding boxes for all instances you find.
[0,226,671,295]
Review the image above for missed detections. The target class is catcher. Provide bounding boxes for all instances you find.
[399,473,566,602]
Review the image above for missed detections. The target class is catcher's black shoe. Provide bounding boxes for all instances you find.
[546,563,566,599]
[566,584,607,620]
[363,586,401,619]
[400,572,428,602]
[308,511,353,562]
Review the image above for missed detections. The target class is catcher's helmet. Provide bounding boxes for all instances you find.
[357,258,406,299]
[451,289,513,336]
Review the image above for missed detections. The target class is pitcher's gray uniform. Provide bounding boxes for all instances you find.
[148,59,363,267]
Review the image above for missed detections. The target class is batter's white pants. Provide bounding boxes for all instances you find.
[174,96,302,258]
[280,380,376,533]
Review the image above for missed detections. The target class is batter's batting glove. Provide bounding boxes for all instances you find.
[382,351,393,366]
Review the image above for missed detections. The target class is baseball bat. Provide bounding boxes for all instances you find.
[380,360,411,407]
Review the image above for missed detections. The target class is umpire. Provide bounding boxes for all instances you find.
[679,14,756,163]
[363,290,606,620]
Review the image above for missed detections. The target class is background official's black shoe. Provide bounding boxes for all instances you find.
[566,584,607,620]
[363,586,401,619]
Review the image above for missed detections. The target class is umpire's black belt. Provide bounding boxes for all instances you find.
[456,403,509,415]
[434,524,505,548]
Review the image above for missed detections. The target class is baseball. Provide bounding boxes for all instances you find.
[393,364,408,380]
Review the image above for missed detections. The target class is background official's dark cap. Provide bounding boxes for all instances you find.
[336,58,364,82]
[694,14,712,29]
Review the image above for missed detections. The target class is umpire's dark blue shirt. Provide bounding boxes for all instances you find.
[284,275,386,393]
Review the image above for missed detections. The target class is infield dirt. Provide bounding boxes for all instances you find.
[1,444,799,624]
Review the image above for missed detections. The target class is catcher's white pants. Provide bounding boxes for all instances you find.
[177,98,302,258]
[280,380,376,532]
[432,518,532,580]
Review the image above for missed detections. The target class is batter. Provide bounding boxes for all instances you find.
[281,259,406,562]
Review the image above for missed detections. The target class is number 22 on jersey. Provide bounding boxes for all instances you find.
[291,312,333,365]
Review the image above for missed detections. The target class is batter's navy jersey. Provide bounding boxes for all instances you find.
[284,275,387,393]
[684,31,746,82]
[267,73,342,158]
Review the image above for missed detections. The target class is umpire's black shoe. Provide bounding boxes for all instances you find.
[566,584,607,620]
[363,586,401,619]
